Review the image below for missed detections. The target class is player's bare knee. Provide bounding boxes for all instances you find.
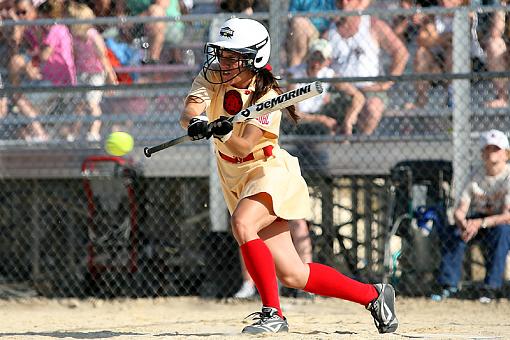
[230,215,255,243]
[278,272,306,289]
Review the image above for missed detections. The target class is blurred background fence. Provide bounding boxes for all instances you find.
[0,0,509,300]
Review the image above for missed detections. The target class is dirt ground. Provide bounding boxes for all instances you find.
[0,296,508,339]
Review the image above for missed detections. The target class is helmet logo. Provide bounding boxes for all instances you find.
[220,27,234,39]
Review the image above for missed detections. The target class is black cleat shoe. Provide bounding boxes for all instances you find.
[241,306,289,334]
[366,283,399,334]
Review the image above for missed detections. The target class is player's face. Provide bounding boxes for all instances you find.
[217,50,244,81]
[217,49,253,86]
[203,44,255,85]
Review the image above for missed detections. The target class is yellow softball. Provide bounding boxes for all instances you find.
[105,131,134,156]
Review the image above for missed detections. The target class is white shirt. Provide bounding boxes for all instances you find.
[286,63,334,114]
[459,164,510,215]
[327,15,380,87]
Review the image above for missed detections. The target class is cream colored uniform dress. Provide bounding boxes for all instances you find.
[187,70,311,219]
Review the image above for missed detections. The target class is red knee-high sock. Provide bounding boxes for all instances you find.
[240,239,282,317]
[304,263,378,306]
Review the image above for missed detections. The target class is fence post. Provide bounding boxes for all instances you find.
[269,0,283,76]
[209,141,228,232]
[452,7,471,200]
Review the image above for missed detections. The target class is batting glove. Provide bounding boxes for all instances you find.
[209,116,233,142]
[187,116,211,140]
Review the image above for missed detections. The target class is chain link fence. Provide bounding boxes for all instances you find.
[0,0,509,301]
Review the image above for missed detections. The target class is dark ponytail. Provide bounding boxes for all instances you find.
[251,67,300,123]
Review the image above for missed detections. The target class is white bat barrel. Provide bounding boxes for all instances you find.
[232,81,323,123]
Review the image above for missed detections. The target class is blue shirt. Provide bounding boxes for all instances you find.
[289,0,336,33]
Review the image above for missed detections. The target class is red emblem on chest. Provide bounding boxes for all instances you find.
[223,90,243,115]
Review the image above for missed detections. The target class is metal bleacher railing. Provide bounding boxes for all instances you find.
[0,2,509,300]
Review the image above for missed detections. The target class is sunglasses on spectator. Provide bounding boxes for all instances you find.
[16,10,28,15]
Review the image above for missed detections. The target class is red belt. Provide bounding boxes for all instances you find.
[219,145,274,164]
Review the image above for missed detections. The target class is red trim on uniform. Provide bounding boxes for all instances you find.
[219,145,273,164]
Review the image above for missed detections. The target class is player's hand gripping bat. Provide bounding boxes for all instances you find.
[143,81,323,157]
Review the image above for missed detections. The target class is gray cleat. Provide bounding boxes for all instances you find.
[366,283,399,334]
[242,306,289,334]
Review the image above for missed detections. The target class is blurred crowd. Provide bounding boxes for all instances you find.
[0,0,508,141]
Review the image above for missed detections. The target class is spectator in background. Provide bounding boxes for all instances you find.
[0,74,6,120]
[432,129,510,303]
[0,1,14,122]
[218,0,268,14]
[287,0,337,67]
[404,0,484,109]
[213,0,269,28]
[8,0,76,141]
[327,0,409,135]
[76,0,113,18]
[393,0,437,45]
[115,0,185,63]
[483,0,509,108]
[287,39,365,136]
[66,2,118,142]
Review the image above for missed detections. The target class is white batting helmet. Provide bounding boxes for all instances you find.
[202,18,271,84]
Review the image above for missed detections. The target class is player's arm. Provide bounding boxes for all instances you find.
[180,96,207,129]
[207,115,266,157]
[224,125,264,158]
[181,71,213,130]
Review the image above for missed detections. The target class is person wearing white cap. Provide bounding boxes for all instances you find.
[432,129,510,303]
[286,39,365,136]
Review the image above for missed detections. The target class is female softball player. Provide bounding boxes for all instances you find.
[179,18,398,334]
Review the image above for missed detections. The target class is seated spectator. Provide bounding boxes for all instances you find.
[287,0,337,67]
[0,1,15,123]
[483,0,509,108]
[115,0,185,63]
[432,129,510,303]
[393,0,437,45]
[287,39,365,136]
[8,0,76,141]
[104,30,141,84]
[218,0,267,14]
[76,0,113,18]
[327,0,409,135]
[66,2,118,142]
[404,0,484,109]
